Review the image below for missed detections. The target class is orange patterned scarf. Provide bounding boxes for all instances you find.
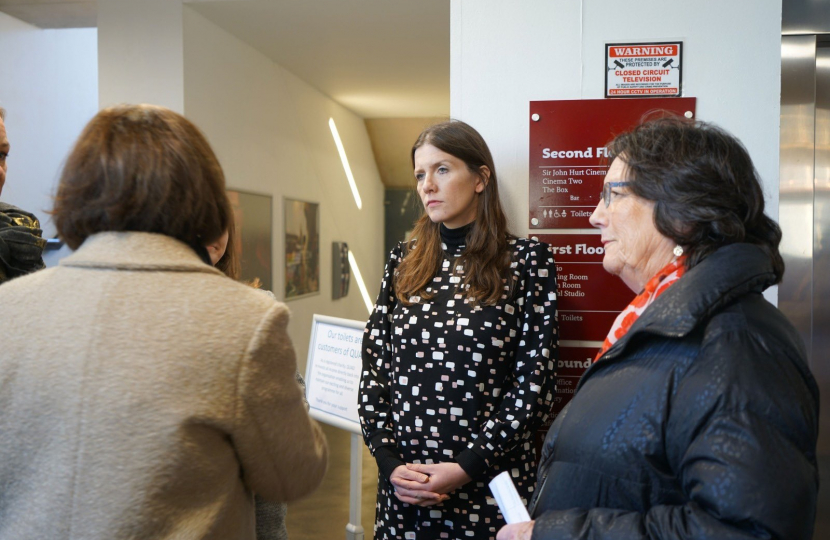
[595,257,687,362]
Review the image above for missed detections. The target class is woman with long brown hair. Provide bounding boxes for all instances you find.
[359,120,559,540]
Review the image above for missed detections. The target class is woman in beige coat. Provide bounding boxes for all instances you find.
[0,104,327,540]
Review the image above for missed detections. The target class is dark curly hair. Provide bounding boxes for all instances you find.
[608,115,784,282]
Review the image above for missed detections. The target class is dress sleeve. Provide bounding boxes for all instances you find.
[358,244,406,479]
[530,327,819,540]
[456,241,559,478]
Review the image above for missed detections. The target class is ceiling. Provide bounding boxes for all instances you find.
[0,0,448,187]
[0,0,451,119]
[187,0,450,119]
[0,0,95,28]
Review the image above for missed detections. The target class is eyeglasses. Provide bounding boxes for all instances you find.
[599,181,631,208]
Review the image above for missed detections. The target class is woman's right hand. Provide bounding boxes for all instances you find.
[496,521,535,540]
[390,465,449,506]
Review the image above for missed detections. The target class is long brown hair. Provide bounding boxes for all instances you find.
[395,120,513,306]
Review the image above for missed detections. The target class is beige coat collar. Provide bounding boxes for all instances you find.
[61,231,223,275]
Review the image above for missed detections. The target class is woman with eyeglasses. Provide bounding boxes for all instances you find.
[497,116,819,540]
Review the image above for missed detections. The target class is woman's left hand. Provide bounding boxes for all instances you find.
[496,521,535,540]
[405,462,472,495]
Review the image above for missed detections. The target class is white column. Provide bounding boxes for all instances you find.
[450,0,782,232]
[97,0,185,113]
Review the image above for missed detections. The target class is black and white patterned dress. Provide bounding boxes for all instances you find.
[359,224,559,540]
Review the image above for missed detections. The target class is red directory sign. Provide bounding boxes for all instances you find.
[535,346,599,451]
[536,233,634,341]
[553,346,597,412]
[528,98,696,229]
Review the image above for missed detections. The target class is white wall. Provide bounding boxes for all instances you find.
[450,0,782,302]
[98,0,184,112]
[0,12,98,238]
[183,7,385,368]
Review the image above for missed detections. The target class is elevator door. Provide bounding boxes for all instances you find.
[780,35,830,540]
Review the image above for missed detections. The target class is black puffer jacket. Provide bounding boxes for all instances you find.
[0,202,45,284]
[529,243,819,540]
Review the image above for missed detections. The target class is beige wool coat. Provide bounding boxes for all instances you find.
[0,232,328,540]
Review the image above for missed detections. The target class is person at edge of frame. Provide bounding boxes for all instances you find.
[498,114,819,540]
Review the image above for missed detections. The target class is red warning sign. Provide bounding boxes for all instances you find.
[605,41,682,98]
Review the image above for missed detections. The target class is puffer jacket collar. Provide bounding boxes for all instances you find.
[594,243,776,365]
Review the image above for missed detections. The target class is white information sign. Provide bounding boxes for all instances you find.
[305,314,366,434]
[605,41,683,98]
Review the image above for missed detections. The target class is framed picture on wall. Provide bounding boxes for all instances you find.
[284,198,320,300]
[227,189,273,292]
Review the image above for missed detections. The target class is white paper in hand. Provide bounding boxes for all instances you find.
[489,471,531,524]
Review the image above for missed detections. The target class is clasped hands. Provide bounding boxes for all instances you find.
[389,462,471,507]
[391,462,535,539]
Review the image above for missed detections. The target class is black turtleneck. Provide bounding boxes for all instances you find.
[440,222,473,251]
